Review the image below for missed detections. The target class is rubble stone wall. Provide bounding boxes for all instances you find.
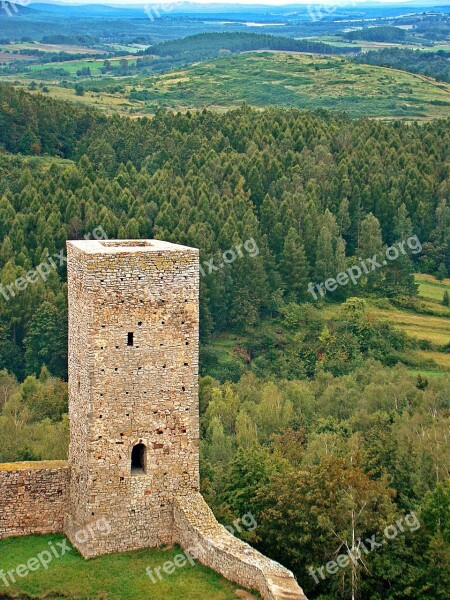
[174,492,307,600]
[0,461,68,539]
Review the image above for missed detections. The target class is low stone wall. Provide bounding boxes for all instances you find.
[174,492,307,600]
[0,461,69,539]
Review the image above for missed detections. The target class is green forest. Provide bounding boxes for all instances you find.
[345,26,407,43]
[131,32,359,74]
[0,84,449,374]
[0,80,449,599]
[356,47,450,83]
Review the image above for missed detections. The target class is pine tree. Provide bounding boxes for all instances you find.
[0,195,16,241]
[358,212,384,291]
[436,263,447,281]
[24,301,67,379]
[337,198,351,237]
[0,325,24,379]
[385,204,418,298]
[315,224,336,283]
[247,164,264,206]
[280,228,310,301]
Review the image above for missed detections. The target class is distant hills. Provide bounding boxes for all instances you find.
[22,2,149,16]
[22,1,450,20]
[0,4,37,17]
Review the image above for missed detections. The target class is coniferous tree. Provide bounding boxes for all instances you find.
[24,301,67,380]
[358,212,385,291]
[385,204,418,297]
[315,224,336,284]
[280,228,309,301]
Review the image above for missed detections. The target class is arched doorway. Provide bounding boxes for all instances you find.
[131,443,146,474]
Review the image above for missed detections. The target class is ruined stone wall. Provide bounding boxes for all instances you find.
[174,493,307,600]
[0,462,68,539]
[65,240,200,558]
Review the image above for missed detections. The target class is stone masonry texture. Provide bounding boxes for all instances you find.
[64,240,200,557]
[174,492,307,600]
[0,239,307,599]
[0,461,68,539]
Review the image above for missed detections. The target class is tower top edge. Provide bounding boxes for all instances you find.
[67,239,199,255]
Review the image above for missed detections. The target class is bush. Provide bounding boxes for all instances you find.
[418,339,433,351]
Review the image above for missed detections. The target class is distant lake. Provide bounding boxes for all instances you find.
[202,21,286,27]
[244,22,286,27]
[202,21,237,25]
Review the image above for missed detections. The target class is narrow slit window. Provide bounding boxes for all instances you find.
[127,332,134,346]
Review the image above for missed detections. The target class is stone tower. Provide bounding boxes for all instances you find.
[65,239,199,557]
[58,238,307,599]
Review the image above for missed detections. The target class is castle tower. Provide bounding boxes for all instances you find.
[65,240,199,557]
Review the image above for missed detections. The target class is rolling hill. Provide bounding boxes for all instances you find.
[50,51,450,119]
[132,52,450,118]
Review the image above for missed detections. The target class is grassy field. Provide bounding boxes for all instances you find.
[25,57,137,77]
[0,42,102,54]
[391,274,449,371]
[356,42,450,53]
[4,51,450,118]
[304,35,450,53]
[324,274,449,372]
[107,43,148,54]
[142,52,450,118]
[405,367,450,378]
[23,84,137,116]
[374,309,449,346]
[0,534,255,600]
[417,273,450,301]
[0,52,34,63]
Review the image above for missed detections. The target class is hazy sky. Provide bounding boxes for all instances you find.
[33,0,433,5]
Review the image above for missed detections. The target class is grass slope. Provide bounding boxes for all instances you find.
[396,274,450,371]
[0,42,101,54]
[0,534,252,600]
[418,273,450,302]
[6,51,450,119]
[308,35,450,53]
[25,57,135,77]
[322,274,449,372]
[208,274,449,378]
[141,52,450,118]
